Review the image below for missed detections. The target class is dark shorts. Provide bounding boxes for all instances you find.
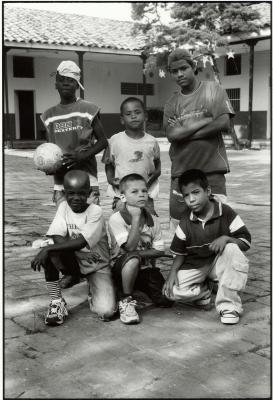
[112,253,173,307]
[170,173,227,220]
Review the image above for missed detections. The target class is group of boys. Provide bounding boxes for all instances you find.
[31,50,251,328]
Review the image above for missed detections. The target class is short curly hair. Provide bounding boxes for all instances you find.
[168,48,197,72]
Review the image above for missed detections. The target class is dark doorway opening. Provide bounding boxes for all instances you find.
[17,91,35,140]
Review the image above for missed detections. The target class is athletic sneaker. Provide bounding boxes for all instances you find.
[220,310,240,325]
[119,296,140,324]
[45,298,68,326]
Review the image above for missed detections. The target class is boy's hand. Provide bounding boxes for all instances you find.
[62,151,85,167]
[31,248,49,271]
[127,204,142,218]
[168,116,181,127]
[162,270,178,298]
[45,163,67,176]
[209,235,230,254]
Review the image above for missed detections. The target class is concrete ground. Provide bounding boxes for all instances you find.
[4,145,271,398]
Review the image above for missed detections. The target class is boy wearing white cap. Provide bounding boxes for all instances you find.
[41,60,107,207]
[41,60,108,288]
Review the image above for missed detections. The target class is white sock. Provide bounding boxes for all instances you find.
[46,281,62,300]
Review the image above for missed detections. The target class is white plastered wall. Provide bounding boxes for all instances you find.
[7,53,159,114]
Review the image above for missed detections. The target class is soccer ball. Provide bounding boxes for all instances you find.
[33,143,63,174]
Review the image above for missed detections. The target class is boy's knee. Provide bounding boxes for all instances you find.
[222,243,247,262]
[172,283,202,299]
[223,243,240,254]
[123,256,141,270]
[92,302,117,321]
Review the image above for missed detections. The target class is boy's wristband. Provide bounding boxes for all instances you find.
[54,184,64,191]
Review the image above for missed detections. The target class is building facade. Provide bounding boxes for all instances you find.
[4,5,271,147]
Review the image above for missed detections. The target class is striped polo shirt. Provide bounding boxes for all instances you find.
[170,200,251,269]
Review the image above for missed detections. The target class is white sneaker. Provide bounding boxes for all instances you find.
[45,298,68,326]
[220,310,240,325]
[119,296,140,324]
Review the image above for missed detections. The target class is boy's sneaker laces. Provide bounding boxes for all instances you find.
[45,298,68,326]
[119,296,140,324]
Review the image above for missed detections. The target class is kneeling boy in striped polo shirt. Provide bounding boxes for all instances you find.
[163,169,251,325]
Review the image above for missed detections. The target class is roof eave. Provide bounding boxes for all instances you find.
[4,41,143,56]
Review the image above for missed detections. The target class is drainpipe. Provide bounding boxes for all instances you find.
[76,51,85,99]
[246,39,258,148]
[4,47,12,148]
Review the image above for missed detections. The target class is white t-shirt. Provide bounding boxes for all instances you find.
[103,131,160,199]
[46,201,110,274]
[108,209,165,268]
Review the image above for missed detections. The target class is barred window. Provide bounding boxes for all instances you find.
[226,88,240,112]
[121,82,154,96]
[225,54,241,76]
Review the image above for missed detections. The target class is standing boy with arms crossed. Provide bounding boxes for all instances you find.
[103,97,161,214]
[31,170,116,326]
[108,174,173,325]
[163,49,234,229]
[163,169,251,325]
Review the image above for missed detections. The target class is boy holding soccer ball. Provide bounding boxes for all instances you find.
[41,60,107,207]
[40,60,107,288]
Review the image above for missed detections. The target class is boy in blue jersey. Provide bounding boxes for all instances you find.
[163,169,251,325]
[41,60,108,288]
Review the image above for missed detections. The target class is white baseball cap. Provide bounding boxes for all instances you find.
[57,60,84,90]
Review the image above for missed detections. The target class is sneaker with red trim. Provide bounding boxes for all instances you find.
[220,310,240,325]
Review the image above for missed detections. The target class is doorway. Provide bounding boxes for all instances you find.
[15,91,35,140]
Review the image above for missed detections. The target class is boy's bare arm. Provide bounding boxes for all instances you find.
[191,114,230,140]
[163,255,184,297]
[147,158,161,189]
[133,248,170,258]
[123,207,142,252]
[166,117,212,143]
[31,235,87,271]
[51,235,66,244]
[88,115,108,155]
[105,163,120,188]
[209,235,249,254]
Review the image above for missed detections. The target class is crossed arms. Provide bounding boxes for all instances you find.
[166,114,230,143]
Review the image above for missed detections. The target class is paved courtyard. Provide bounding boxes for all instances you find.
[4,146,271,398]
